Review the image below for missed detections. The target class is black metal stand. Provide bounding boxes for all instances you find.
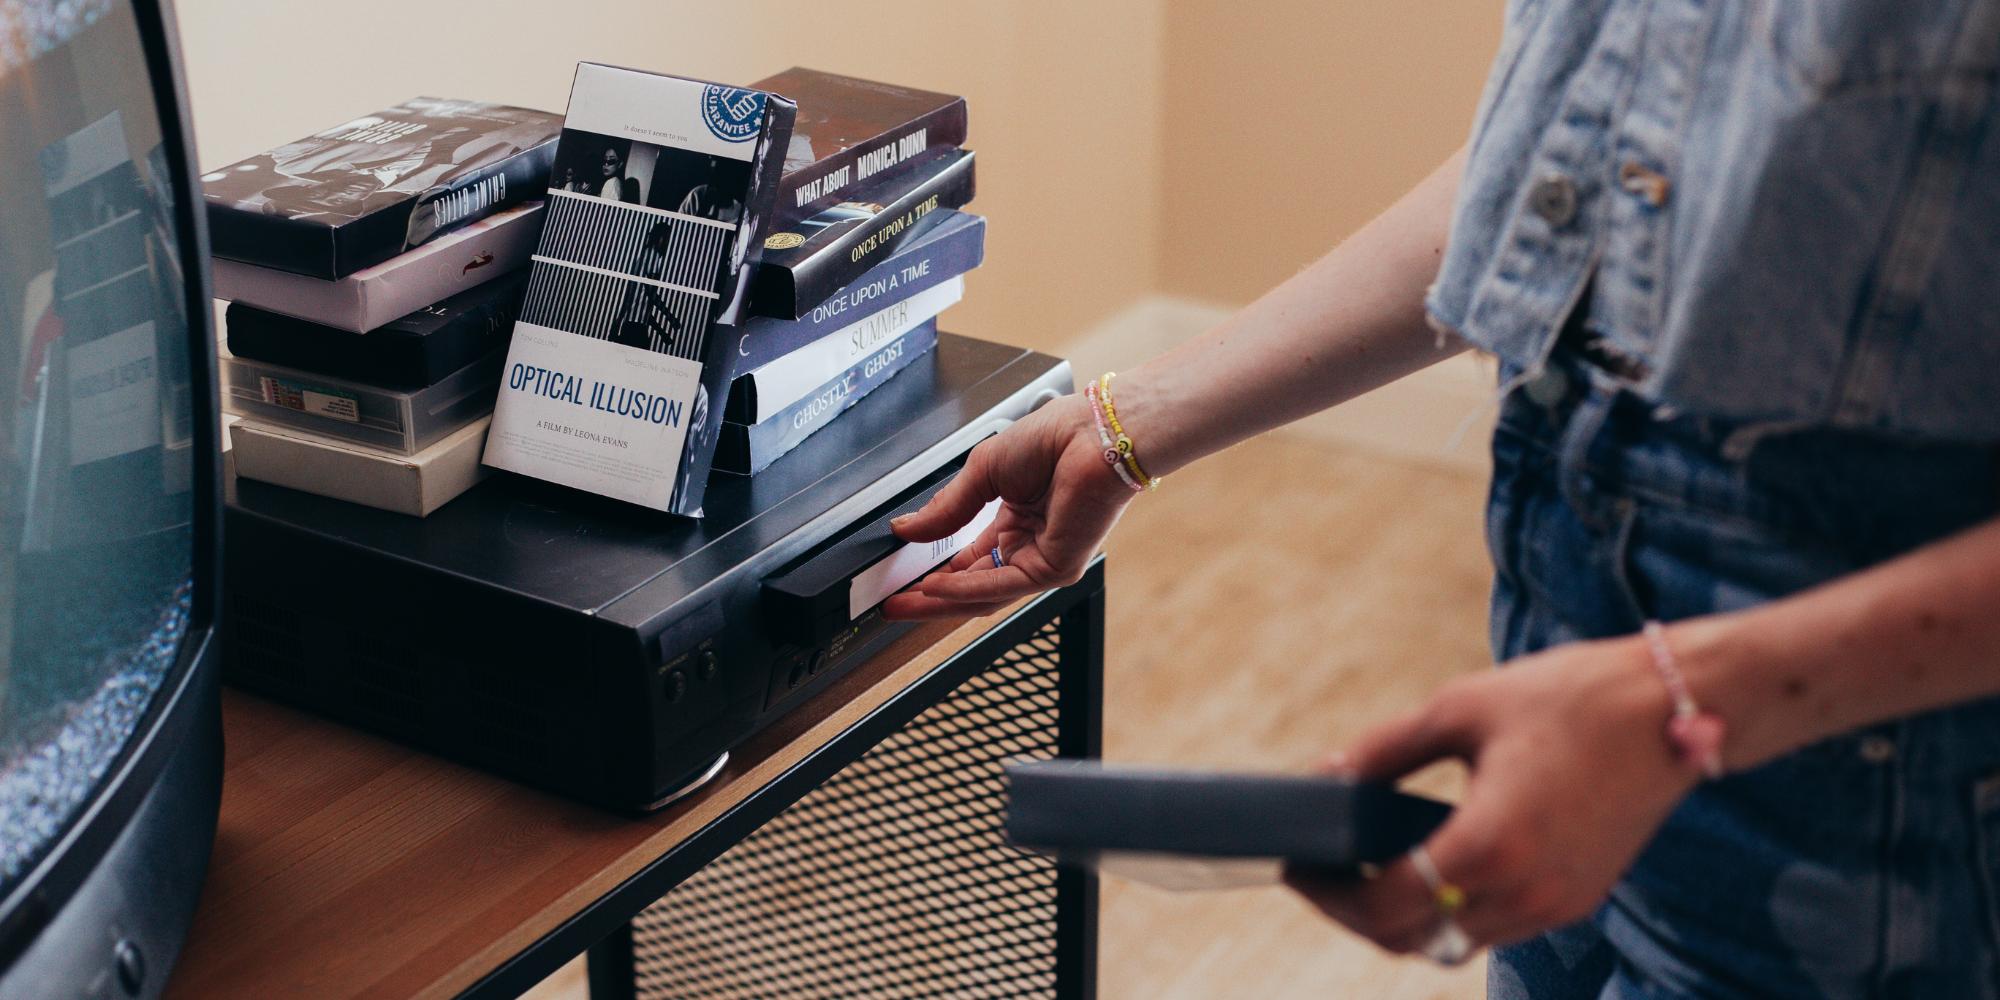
[582,925,635,1000]
[1053,571,1105,1000]
[464,559,1105,1000]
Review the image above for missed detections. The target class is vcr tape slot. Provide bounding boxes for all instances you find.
[761,448,992,648]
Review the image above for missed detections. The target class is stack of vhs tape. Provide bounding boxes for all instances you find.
[717,68,979,477]
[205,98,561,515]
[482,65,978,509]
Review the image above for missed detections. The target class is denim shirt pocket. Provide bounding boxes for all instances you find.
[1760,1,2000,96]
[1657,1,2000,430]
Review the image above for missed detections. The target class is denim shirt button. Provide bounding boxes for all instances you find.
[1859,736,1897,763]
[1529,174,1579,228]
[1618,161,1672,208]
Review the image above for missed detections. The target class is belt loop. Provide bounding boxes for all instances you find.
[1556,372,1617,533]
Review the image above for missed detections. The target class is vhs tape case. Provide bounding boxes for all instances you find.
[202,98,560,278]
[481,63,796,515]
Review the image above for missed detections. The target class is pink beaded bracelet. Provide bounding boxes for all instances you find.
[1642,620,1727,779]
[1084,381,1144,493]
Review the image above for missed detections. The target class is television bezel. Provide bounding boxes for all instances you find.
[0,0,223,970]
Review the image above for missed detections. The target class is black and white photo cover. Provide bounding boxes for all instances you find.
[483,63,795,515]
[201,97,560,277]
[547,126,751,223]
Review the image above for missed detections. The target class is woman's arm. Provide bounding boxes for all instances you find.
[1678,514,2000,768]
[885,147,1469,617]
[1109,147,1468,478]
[1287,512,2000,952]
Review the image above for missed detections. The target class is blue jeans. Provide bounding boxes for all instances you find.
[1482,350,2000,999]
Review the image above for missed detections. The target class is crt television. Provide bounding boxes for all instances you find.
[0,0,224,997]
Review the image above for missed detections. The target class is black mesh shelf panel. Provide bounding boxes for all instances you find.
[629,620,1072,999]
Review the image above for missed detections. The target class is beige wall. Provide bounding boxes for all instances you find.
[175,1,1495,351]
[174,0,1163,356]
[1159,3,1498,304]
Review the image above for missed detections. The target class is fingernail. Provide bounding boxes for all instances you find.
[1326,751,1350,774]
[889,514,911,529]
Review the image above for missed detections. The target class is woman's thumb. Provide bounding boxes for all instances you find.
[1339,702,1471,783]
[892,443,1002,543]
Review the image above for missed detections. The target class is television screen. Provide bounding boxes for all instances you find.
[0,0,201,897]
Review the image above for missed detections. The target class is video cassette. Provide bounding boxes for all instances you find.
[713,320,939,477]
[748,148,973,319]
[726,277,959,423]
[202,97,560,278]
[221,349,501,454]
[483,63,797,515]
[211,200,543,333]
[225,270,527,388]
[751,67,966,222]
[231,416,492,517]
[731,209,983,373]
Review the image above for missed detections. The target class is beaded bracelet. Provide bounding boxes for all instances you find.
[1642,621,1727,779]
[1084,380,1144,493]
[1095,372,1161,492]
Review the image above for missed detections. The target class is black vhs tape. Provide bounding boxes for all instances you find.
[203,98,560,278]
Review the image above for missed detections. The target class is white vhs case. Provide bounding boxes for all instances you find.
[211,201,544,333]
[231,416,492,517]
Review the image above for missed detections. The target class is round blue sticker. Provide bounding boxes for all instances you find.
[701,85,764,143]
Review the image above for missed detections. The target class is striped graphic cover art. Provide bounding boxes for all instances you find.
[521,192,728,360]
[483,63,796,514]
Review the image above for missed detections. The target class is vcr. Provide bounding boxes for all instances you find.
[223,334,1069,811]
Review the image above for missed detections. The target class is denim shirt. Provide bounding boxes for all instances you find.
[1427,0,2000,441]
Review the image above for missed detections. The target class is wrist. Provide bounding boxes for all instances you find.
[1087,368,1191,481]
[1587,635,1703,790]
[1663,614,1813,772]
[1055,391,1145,503]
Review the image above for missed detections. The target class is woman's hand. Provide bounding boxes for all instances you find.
[1283,636,1702,955]
[882,392,1135,620]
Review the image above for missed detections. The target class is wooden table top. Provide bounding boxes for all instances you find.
[165,606,1021,1000]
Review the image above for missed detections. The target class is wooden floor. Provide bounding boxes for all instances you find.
[526,428,1495,999]
[1093,430,1492,999]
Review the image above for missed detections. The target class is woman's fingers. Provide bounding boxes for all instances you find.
[1285,815,1533,958]
[1282,685,1512,954]
[1286,870,1551,959]
[891,441,1005,544]
[919,563,1041,604]
[1419,789,1595,947]
[945,522,1004,573]
[884,399,1114,619]
[885,525,1046,618]
[879,591,1011,621]
[1340,691,1479,783]
[1282,856,1447,954]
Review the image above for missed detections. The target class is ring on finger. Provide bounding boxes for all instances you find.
[1408,845,1467,916]
[990,546,1005,569]
[1409,846,1474,965]
[1418,917,1474,966]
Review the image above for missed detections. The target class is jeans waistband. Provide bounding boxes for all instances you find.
[1495,349,2000,566]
